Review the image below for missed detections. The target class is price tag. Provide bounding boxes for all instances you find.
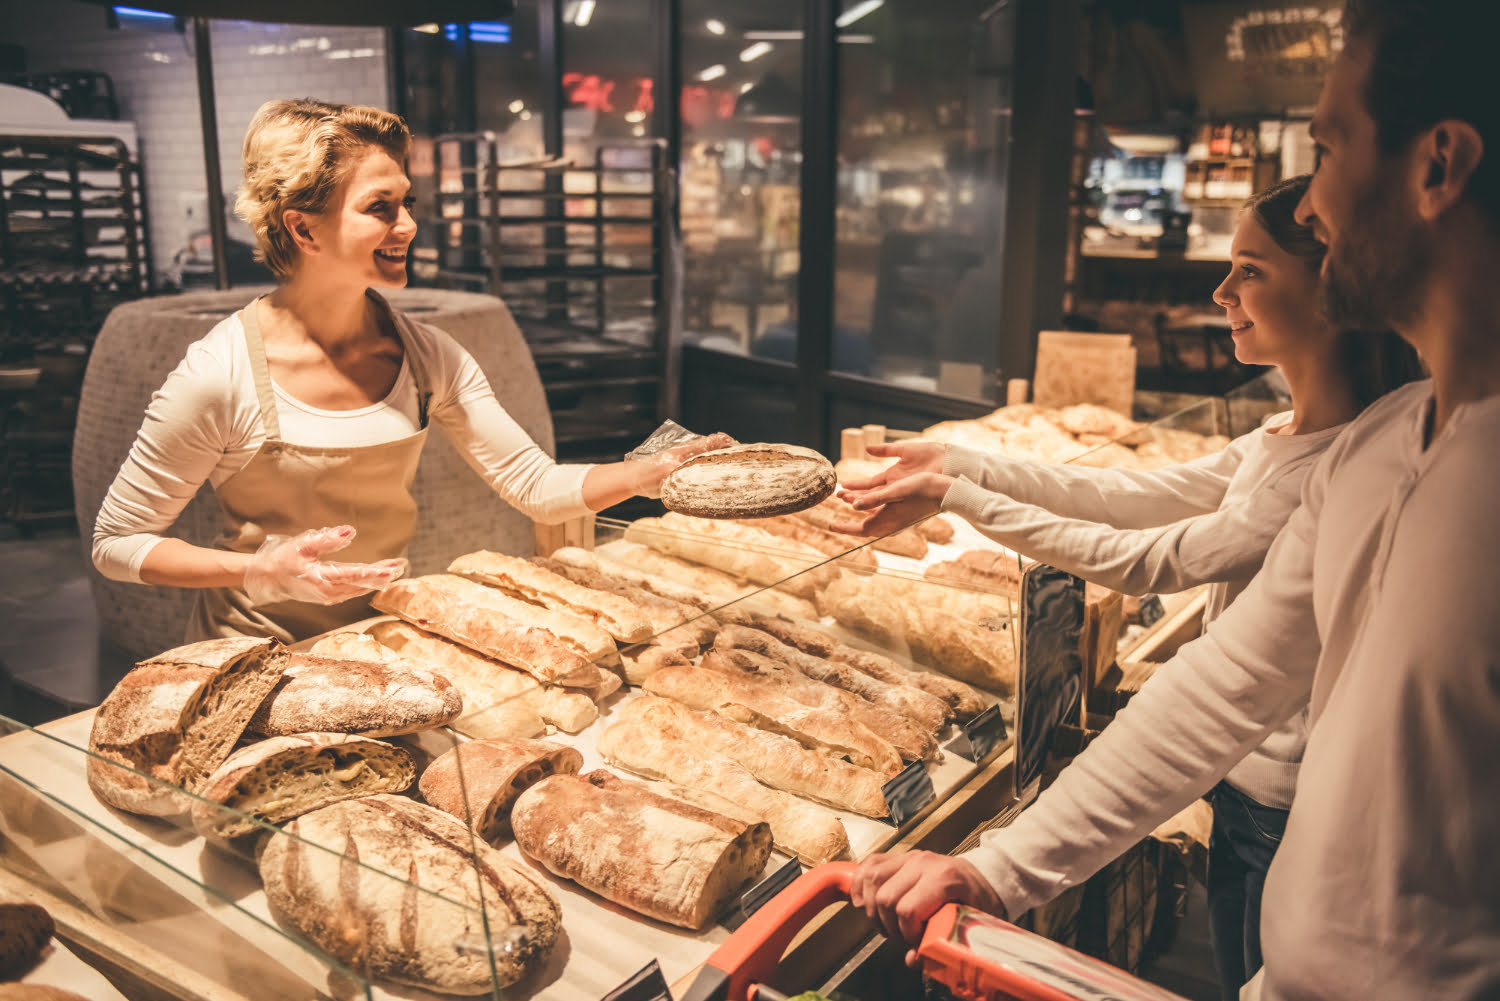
[946,703,1008,763]
[1138,594,1166,629]
[881,759,936,827]
[720,855,803,931]
[600,959,672,1001]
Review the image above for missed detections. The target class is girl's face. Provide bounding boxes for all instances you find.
[1213,215,1333,368]
[300,147,416,288]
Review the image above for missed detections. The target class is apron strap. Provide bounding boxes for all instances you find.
[239,297,283,442]
[368,289,433,430]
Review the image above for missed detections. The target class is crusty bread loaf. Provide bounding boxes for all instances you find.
[448,550,653,644]
[643,664,902,776]
[419,737,583,842]
[248,651,462,738]
[534,553,717,654]
[191,733,415,840]
[618,644,693,686]
[660,443,835,519]
[601,543,820,621]
[713,623,949,734]
[743,612,988,721]
[0,987,92,1001]
[368,621,597,735]
[511,771,771,930]
[914,515,955,544]
[373,574,606,686]
[598,721,849,864]
[87,637,285,816]
[792,496,928,558]
[547,546,712,610]
[702,646,937,762]
[0,901,54,980]
[618,697,888,817]
[742,514,878,569]
[259,795,560,992]
[626,516,831,600]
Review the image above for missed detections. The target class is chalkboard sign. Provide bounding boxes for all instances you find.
[1015,563,1086,798]
[720,856,803,931]
[881,759,937,827]
[947,703,1008,764]
[600,959,672,1001]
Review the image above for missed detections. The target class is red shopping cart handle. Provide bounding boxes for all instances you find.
[679,862,856,1001]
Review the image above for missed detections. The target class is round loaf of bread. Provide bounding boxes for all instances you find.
[660,443,836,519]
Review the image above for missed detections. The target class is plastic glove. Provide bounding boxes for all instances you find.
[242,525,408,607]
[625,424,736,499]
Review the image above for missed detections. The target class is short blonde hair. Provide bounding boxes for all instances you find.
[235,98,411,280]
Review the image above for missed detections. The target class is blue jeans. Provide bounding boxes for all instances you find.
[1207,781,1289,1001]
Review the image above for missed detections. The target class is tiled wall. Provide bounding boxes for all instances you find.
[8,2,390,285]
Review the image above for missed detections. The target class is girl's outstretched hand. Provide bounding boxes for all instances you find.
[837,440,946,490]
[832,472,954,537]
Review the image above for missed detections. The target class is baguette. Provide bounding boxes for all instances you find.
[793,496,928,558]
[643,664,902,776]
[191,733,414,840]
[750,515,878,568]
[702,646,938,762]
[373,574,606,686]
[626,514,833,599]
[598,722,849,865]
[87,637,285,816]
[618,643,693,686]
[368,621,597,734]
[713,623,949,734]
[618,697,888,817]
[511,771,771,930]
[534,553,715,655]
[547,546,713,611]
[602,543,819,621]
[259,795,560,991]
[419,737,583,842]
[449,550,653,644]
[248,651,462,738]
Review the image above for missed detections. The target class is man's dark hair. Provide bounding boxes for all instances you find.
[1343,0,1500,227]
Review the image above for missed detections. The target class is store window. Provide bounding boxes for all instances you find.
[832,0,1015,400]
[560,1,659,161]
[678,0,803,361]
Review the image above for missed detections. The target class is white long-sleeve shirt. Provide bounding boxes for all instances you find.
[963,380,1500,1001]
[93,311,593,582]
[940,413,1346,808]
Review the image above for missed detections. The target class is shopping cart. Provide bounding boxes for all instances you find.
[681,862,1189,1001]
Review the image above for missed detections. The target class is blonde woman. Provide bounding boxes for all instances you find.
[93,98,723,643]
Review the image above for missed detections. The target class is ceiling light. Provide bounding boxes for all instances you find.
[836,0,883,28]
[743,30,802,40]
[574,0,595,26]
[413,22,441,33]
[625,110,646,122]
[739,41,772,61]
[508,99,524,113]
[520,111,533,120]
[705,18,725,35]
[698,64,726,81]
[739,82,754,93]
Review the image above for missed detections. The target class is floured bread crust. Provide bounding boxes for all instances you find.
[661,443,836,519]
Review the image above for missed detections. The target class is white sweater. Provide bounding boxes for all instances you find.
[962,381,1500,1001]
[93,311,592,582]
[941,412,1346,808]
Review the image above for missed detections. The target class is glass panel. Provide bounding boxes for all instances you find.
[832,0,1016,400]
[679,0,803,358]
[561,0,659,160]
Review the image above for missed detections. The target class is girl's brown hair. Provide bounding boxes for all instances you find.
[1245,173,1425,407]
[235,98,411,280]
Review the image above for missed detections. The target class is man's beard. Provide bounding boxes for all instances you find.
[1320,183,1430,332]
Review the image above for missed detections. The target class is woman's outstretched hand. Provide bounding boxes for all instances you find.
[832,471,954,537]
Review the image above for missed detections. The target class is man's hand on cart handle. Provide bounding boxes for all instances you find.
[850,851,1003,966]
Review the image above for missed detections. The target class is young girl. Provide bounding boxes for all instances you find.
[837,175,1422,998]
[93,98,724,644]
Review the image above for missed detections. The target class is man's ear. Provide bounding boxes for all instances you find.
[1415,120,1484,221]
[282,208,319,255]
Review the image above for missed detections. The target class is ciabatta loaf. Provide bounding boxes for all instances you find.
[643,664,901,776]
[248,651,462,738]
[259,795,559,992]
[598,722,849,865]
[419,737,583,842]
[373,574,607,686]
[87,637,284,816]
[617,697,888,817]
[448,550,653,644]
[191,733,414,840]
[511,771,771,930]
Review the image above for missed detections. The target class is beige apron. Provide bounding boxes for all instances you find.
[187,291,431,644]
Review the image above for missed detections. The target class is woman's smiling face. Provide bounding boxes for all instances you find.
[298,147,416,288]
[1213,213,1332,368]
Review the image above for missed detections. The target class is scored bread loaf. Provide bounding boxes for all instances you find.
[597,721,850,865]
[248,651,462,738]
[629,513,835,599]
[643,664,901,776]
[419,737,583,842]
[533,553,715,655]
[373,574,608,686]
[191,732,415,840]
[743,612,987,721]
[660,443,836,520]
[604,543,820,622]
[713,623,950,734]
[259,795,560,992]
[87,637,285,816]
[368,621,597,735]
[511,771,772,931]
[618,697,888,817]
[702,646,938,762]
[448,550,653,644]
